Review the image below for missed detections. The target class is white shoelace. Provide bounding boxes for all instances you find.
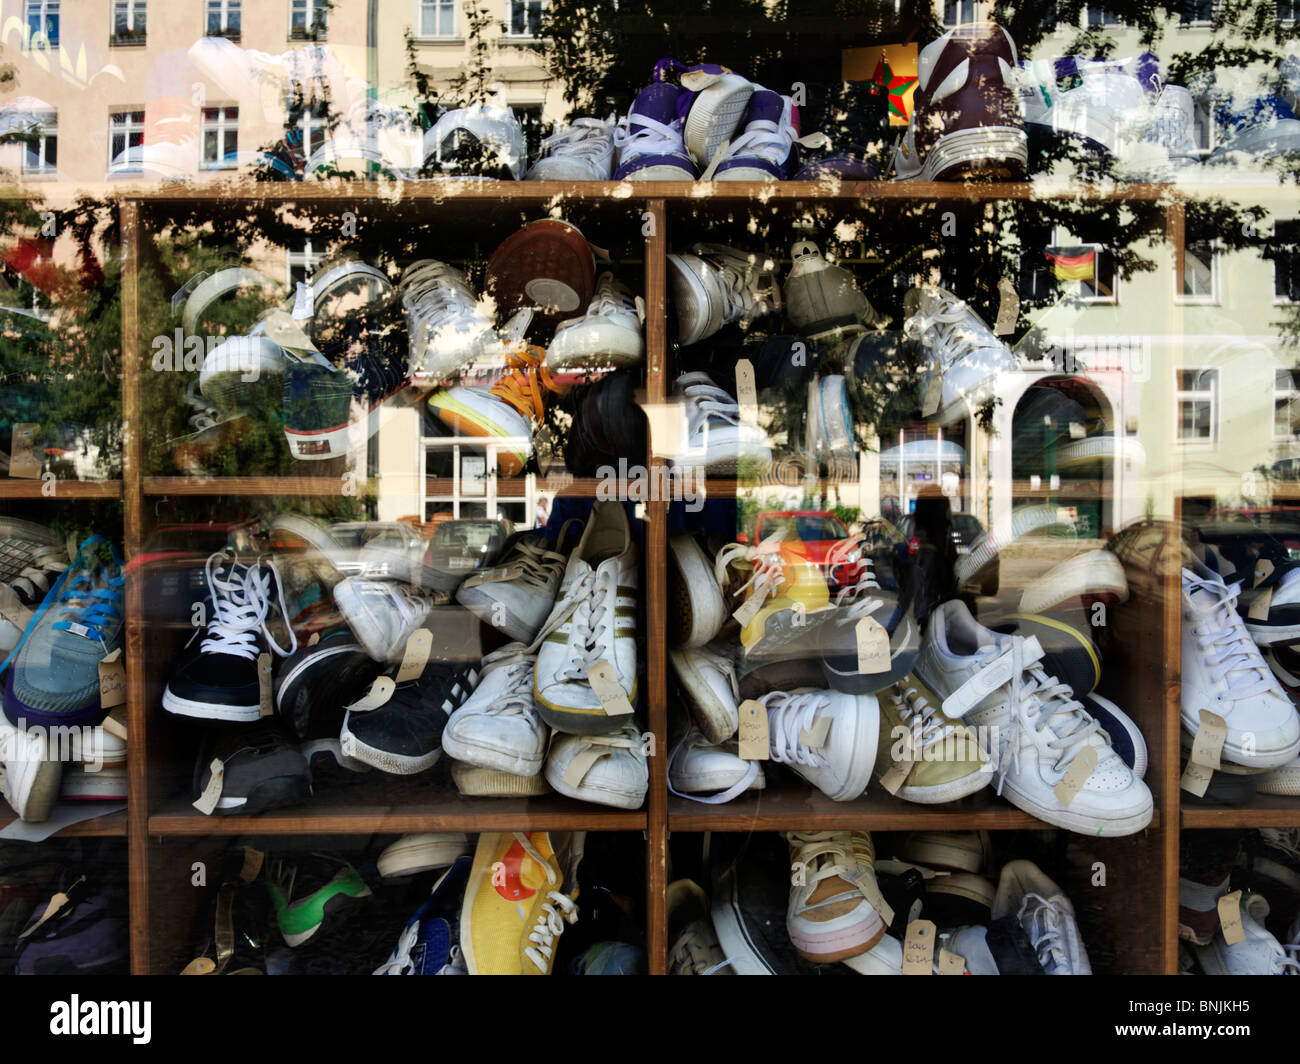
[668,729,757,805]
[401,260,489,349]
[1185,573,1277,700]
[904,287,1009,374]
[1019,893,1071,973]
[825,537,885,617]
[762,691,832,768]
[488,536,569,593]
[539,115,615,164]
[512,832,579,973]
[889,682,959,749]
[549,569,615,683]
[681,380,752,441]
[197,552,297,661]
[689,248,768,323]
[613,111,685,164]
[1260,828,1300,864]
[668,925,733,974]
[715,530,788,613]
[583,272,644,322]
[472,643,540,720]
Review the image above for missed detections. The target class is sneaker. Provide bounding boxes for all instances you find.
[0,517,68,590]
[1084,692,1147,778]
[667,244,780,345]
[533,502,638,736]
[421,98,526,179]
[60,762,127,802]
[668,643,739,743]
[1018,548,1129,615]
[376,833,469,879]
[1239,558,1300,645]
[545,723,648,809]
[917,598,1153,835]
[894,23,1028,181]
[1207,94,1300,166]
[3,536,125,730]
[419,518,512,596]
[163,552,298,722]
[657,58,755,166]
[793,80,891,180]
[668,726,763,803]
[486,219,596,321]
[761,688,878,801]
[374,857,472,974]
[807,374,857,465]
[709,88,803,181]
[334,577,433,663]
[546,273,645,371]
[613,81,696,180]
[874,675,990,803]
[991,859,1090,975]
[840,933,904,973]
[561,369,648,472]
[1182,560,1300,768]
[455,527,579,643]
[264,855,372,948]
[785,831,885,963]
[943,918,1045,974]
[667,879,732,975]
[526,116,616,180]
[273,626,384,740]
[1180,829,1240,945]
[1258,755,1300,796]
[400,260,499,383]
[903,285,1016,425]
[668,535,727,650]
[198,335,289,413]
[983,612,1102,701]
[570,941,645,975]
[192,721,312,815]
[13,876,128,975]
[426,343,566,477]
[1196,892,1299,974]
[441,643,548,776]
[898,830,992,874]
[0,717,60,822]
[461,831,583,975]
[668,371,772,474]
[717,533,831,662]
[783,241,878,342]
[339,660,476,775]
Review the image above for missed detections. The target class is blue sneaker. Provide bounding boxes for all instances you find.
[374,856,471,974]
[613,81,696,181]
[2,535,124,730]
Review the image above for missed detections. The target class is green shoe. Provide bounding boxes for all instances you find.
[265,856,371,948]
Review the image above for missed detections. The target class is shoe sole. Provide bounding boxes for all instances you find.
[668,536,726,650]
[279,882,372,948]
[620,164,696,180]
[788,912,885,964]
[377,833,469,878]
[1247,619,1300,644]
[535,675,639,736]
[668,649,736,745]
[891,767,992,805]
[426,391,528,477]
[545,759,646,809]
[339,713,442,775]
[6,754,62,822]
[1000,777,1154,836]
[927,872,996,910]
[546,321,644,370]
[214,773,312,816]
[1177,708,1300,769]
[440,726,545,777]
[1257,763,1300,795]
[450,760,551,796]
[901,836,986,874]
[711,867,778,975]
[684,79,755,165]
[666,255,721,345]
[486,221,594,317]
[162,687,260,723]
[896,126,1028,182]
[282,419,352,462]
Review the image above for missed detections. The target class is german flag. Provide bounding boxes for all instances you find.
[1045,247,1096,283]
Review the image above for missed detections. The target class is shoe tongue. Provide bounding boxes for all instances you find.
[631,82,682,126]
[743,89,784,127]
[1183,569,1228,610]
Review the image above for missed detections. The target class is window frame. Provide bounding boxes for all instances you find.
[111,0,147,45]
[1083,4,1124,27]
[286,238,325,289]
[1179,0,1215,27]
[25,0,59,46]
[415,0,458,38]
[1048,229,1119,306]
[289,0,328,41]
[942,0,982,25]
[1175,367,1220,447]
[1274,368,1300,441]
[200,105,239,170]
[108,108,145,172]
[1175,236,1222,306]
[504,0,545,38]
[205,0,241,40]
[19,111,57,177]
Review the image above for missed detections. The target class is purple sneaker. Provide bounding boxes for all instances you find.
[711,88,802,181]
[14,877,128,975]
[655,57,755,166]
[613,81,696,181]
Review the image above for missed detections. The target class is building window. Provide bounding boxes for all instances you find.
[287,239,324,289]
[293,102,329,162]
[111,0,146,44]
[1181,0,1214,26]
[108,109,144,171]
[1192,96,1216,154]
[943,0,982,24]
[506,0,544,36]
[1276,369,1300,439]
[1176,369,1218,443]
[201,106,239,169]
[1020,229,1117,305]
[21,112,56,175]
[1084,5,1123,25]
[1281,0,1300,23]
[419,0,456,36]
[1177,236,1219,304]
[206,0,241,39]
[25,1,58,46]
[1276,220,1300,303]
[290,0,328,40]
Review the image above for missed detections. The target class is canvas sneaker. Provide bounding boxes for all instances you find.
[783,241,878,342]
[455,523,582,643]
[1238,556,1300,645]
[192,720,312,815]
[420,97,527,179]
[376,833,469,879]
[461,831,584,975]
[546,273,645,371]
[333,577,434,663]
[654,57,755,167]
[533,502,638,736]
[0,716,61,823]
[613,81,696,180]
[894,23,1027,181]
[265,854,372,948]
[874,675,990,804]
[668,725,763,804]
[1182,560,1300,768]
[163,551,298,722]
[1196,892,1300,975]
[709,88,807,181]
[667,878,733,975]
[715,531,831,662]
[441,643,548,777]
[199,335,290,414]
[668,371,772,474]
[668,535,727,650]
[916,598,1153,835]
[991,859,1090,975]
[668,643,740,743]
[486,219,595,322]
[667,244,781,345]
[784,830,886,962]
[374,857,472,975]
[545,723,648,809]
[526,116,616,180]
[759,687,878,801]
[400,260,502,383]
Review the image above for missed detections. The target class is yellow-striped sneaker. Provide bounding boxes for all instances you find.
[785,830,885,963]
[461,831,584,975]
[716,533,831,665]
[875,675,991,804]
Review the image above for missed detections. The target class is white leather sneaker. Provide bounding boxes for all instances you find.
[334,577,433,662]
[760,688,877,801]
[668,643,739,743]
[992,859,1091,975]
[1195,892,1299,975]
[545,724,648,809]
[546,272,645,370]
[669,372,772,474]
[784,831,885,962]
[442,643,548,777]
[668,726,764,803]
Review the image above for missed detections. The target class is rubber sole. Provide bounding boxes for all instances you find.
[1000,777,1154,836]
[377,833,469,878]
[454,584,538,643]
[668,649,736,745]
[892,765,993,805]
[668,536,725,650]
[213,773,312,816]
[896,126,1028,182]
[789,912,885,964]
[340,714,442,775]
[440,724,545,777]
[684,79,754,165]
[162,687,260,723]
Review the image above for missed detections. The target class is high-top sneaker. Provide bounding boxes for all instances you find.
[784,831,886,962]
[333,577,435,663]
[485,219,596,322]
[667,243,781,345]
[783,241,878,342]
[710,88,806,181]
[533,502,638,736]
[526,116,616,181]
[273,625,384,741]
[759,687,878,801]
[613,81,696,180]
[668,371,772,474]
[162,550,298,723]
[794,80,892,180]
[654,57,755,167]
[198,335,291,415]
[426,343,567,477]
[894,23,1027,181]
[401,260,500,384]
[442,643,548,777]
[420,97,527,179]
[546,273,645,371]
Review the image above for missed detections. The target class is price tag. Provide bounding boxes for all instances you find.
[0,589,32,633]
[180,958,218,976]
[8,423,41,479]
[239,847,264,883]
[1189,709,1227,771]
[855,871,895,927]
[1256,558,1275,587]
[878,719,916,795]
[1052,745,1098,808]
[737,699,770,760]
[938,948,966,975]
[921,373,943,417]
[102,707,128,741]
[856,616,891,674]
[736,359,759,426]
[1248,587,1274,622]
[643,400,685,459]
[395,629,433,684]
[902,919,935,975]
[19,891,69,938]
[1218,890,1245,946]
[257,653,273,717]
[98,648,126,710]
[993,277,1019,337]
[192,758,225,815]
[797,713,831,749]
[1180,759,1213,798]
[562,746,608,788]
[308,631,321,647]
[346,676,396,712]
[588,662,634,716]
[732,591,766,628]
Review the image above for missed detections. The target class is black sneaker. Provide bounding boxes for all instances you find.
[339,661,477,775]
[562,370,647,477]
[273,626,384,741]
[193,721,312,816]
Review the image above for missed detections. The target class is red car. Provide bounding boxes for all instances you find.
[738,510,866,591]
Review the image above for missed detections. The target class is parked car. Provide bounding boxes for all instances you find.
[421,518,513,593]
[899,509,1000,597]
[740,510,865,590]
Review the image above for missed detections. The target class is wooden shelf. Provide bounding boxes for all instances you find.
[425,476,604,498]
[1182,793,1300,828]
[0,480,122,499]
[143,476,372,497]
[0,808,127,837]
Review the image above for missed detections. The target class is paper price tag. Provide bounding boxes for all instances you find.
[993,277,1019,337]
[878,722,915,795]
[346,676,396,712]
[1256,558,1275,587]
[736,359,759,426]
[938,948,966,975]
[239,847,264,884]
[102,707,128,742]
[855,871,895,927]
[1218,890,1245,946]
[1190,709,1227,771]
[902,919,935,975]
[732,591,765,628]
[737,699,770,761]
[1248,587,1274,622]
[19,891,69,938]
[1180,759,1213,798]
[192,758,225,815]
[8,423,41,479]
[856,616,891,674]
[562,747,608,788]
[308,631,321,647]
[588,662,634,716]
[644,400,685,459]
[0,591,32,633]
[98,648,126,710]
[395,629,433,684]
[180,958,218,976]
[1052,745,1098,808]
[257,653,273,717]
[797,713,831,749]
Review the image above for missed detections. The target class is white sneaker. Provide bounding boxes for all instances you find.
[441,644,548,776]
[760,688,878,801]
[783,242,878,342]
[1195,892,1299,975]
[668,726,763,803]
[533,502,638,735]
[1018,548,1129,615]
[400,260,499,382]
[0,717,61,823]
[546,272,645,371]
[334,578,433,662]
[667,243,781,345]
[992,859,1091,975]
[668,534,727,649]
[545,724,648,809]
[376,833,469,878]
[456,526,579,643]
[198,336,288,411]
[421,97,527,178]
[784,831,885,962]
[916,598,1153,836]
[526,116,616,180]
[668,879,733,975]
[668,643,740,743]
[1182,561,1300,768]
[669,372,772,475]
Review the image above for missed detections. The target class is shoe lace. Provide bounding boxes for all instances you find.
[613,110,686,165]
[889,681,959,749]
[472,643,538,717]
[197,551,297,661]
[691,246,772,323]
[762,690,833,768]
[544,568,616,682]
[668,727,756,805]
[374,920,420,975]
[48,535,125,653]
[668,925,733,975]
[904,286,1009,375]
[786,830,877,894]
[1185,573,1277,700]
[706,103,800,173]
[584,272,644,322]
[513,832,579,973]
[489,344,564,423]
[491,536,568,592]
[400,259,489,351]
[539,116,615,162]
[715,529,789,612]
[1019,893,1070,972]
